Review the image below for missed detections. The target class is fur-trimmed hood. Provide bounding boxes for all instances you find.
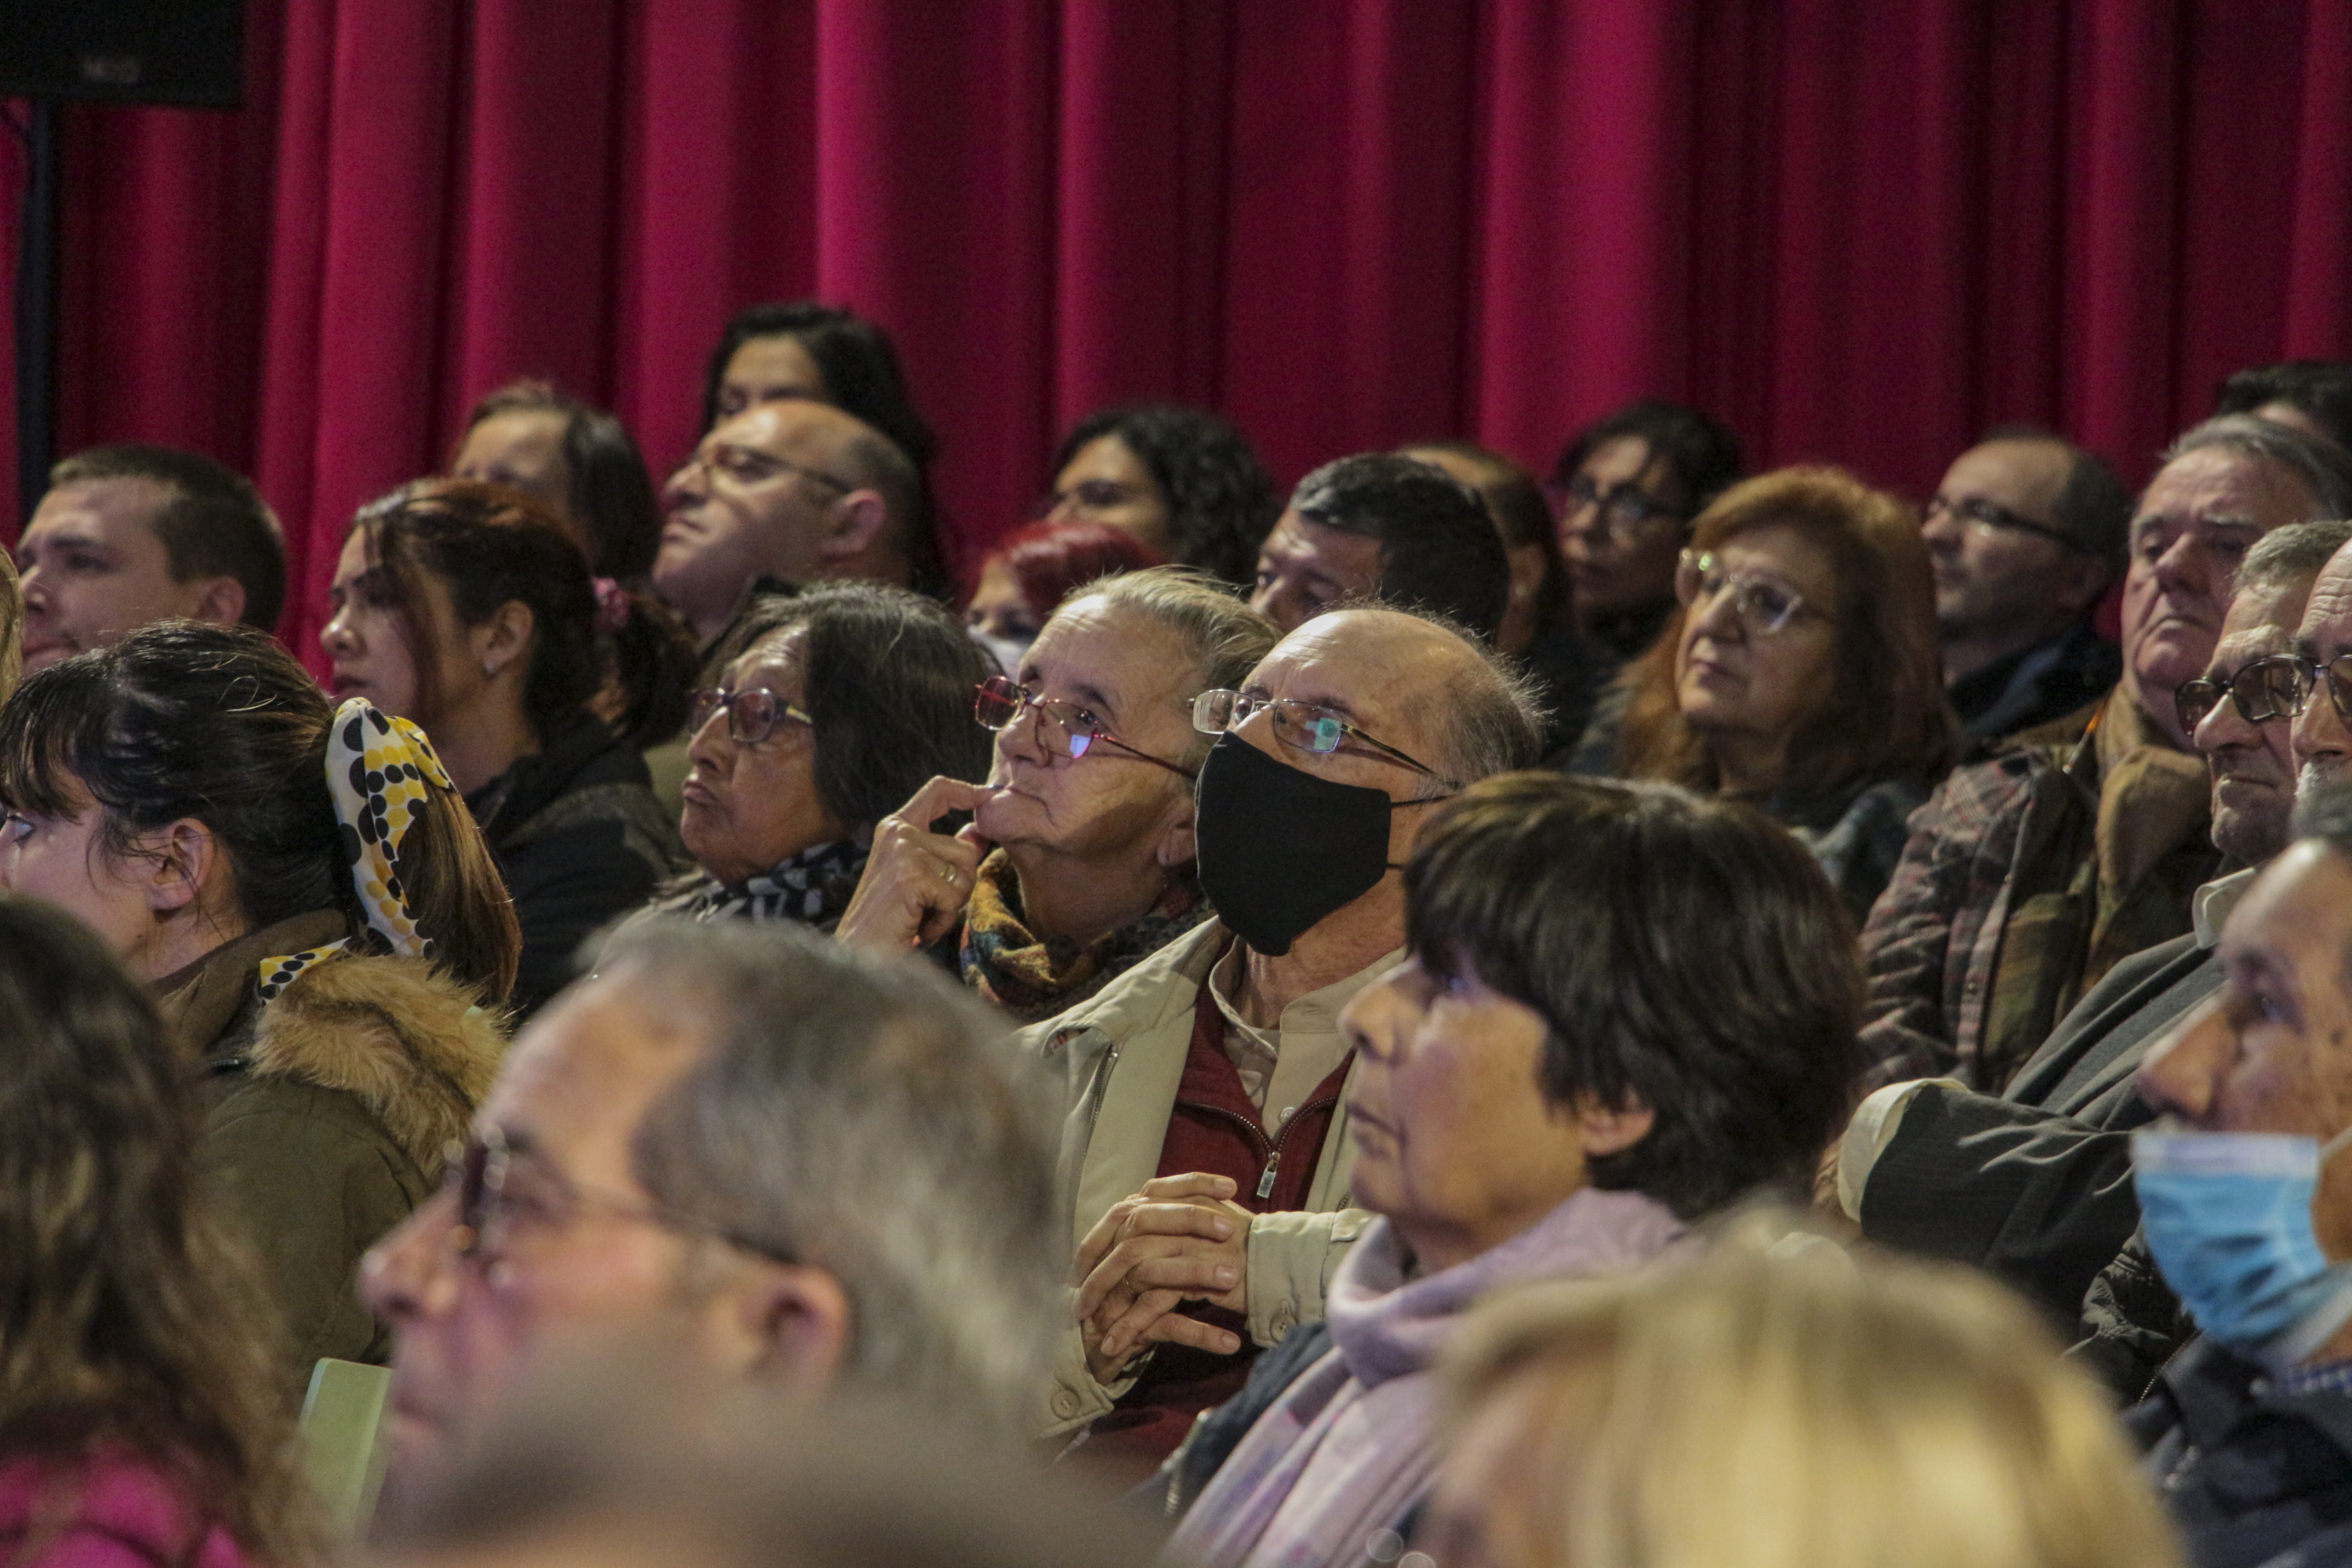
[246,953,506,1176]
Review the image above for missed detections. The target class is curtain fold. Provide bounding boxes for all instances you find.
[4,0,2348,659]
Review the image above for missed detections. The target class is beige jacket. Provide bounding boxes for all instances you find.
[1014,918,1389,1435]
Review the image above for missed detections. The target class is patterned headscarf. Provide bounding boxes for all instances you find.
[256,700,453,1000]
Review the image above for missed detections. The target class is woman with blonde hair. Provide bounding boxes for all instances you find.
[1599,466,1960,916]
[1426,1222,2183,1568]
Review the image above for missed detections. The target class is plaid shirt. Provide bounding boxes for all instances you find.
[1857,695,2217,1093]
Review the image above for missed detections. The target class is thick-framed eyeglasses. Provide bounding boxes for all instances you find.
[1190,688,1461,788]
[2174,655,2312,735]
[2180,652,2352,735]
[448,1126,794,1272]
[973,676,1196,779]
[1674,549,1821,637]
[1545,471,1686,539]
[676,443,854,495]
[689,686,815,746]
[1924,492,2076,548]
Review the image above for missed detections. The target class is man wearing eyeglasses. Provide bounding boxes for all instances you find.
[1922,429,2130,743]
[1016,608,1544,1474]
[1860,416,2352,1097]
[358,918,1062,1487]
[1839,523,2347,1364]
[653,400,921,647]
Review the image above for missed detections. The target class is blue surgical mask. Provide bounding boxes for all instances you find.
[2134,1125,2352,1369]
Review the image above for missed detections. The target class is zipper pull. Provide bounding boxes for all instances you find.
[1256,1149,1281,1201]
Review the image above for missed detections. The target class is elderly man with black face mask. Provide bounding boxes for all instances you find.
[1017,606,1544,1475]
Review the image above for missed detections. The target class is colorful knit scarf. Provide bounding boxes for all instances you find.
[958,849,1210,1023]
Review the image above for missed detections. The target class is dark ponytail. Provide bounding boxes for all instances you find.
[0,622,520,1002]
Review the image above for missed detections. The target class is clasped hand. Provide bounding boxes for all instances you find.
[1073,1172,1254,1386]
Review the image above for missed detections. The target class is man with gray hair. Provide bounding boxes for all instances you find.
[1836,521,2351,1342]
[359,919,1062,1485]
[1018,604,1543,1472]
[1860,415,2352,1094]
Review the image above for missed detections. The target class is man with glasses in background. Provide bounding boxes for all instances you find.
[1922,428,2131,743]
[652,399,920,648]
[1838,523,2347,1377]
[1860,415,2352,1096]
[1017,606,1542,1476]
[358,918,1063,1494]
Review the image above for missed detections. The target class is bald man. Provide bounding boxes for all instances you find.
[655,401,921,646]
[1018,606,1544,1470]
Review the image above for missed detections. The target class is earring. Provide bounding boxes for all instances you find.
[484,660,498,678]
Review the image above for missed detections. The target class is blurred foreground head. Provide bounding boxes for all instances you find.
[376,1348,1159,1568]
[361,919,1064,1483]
[1428,1216,2181,1568]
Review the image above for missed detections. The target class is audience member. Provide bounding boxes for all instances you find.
[1043,404,1280,587]
[642,584,991,930]
[1548,399,1743,660]
[702,300,951,597]
[840,568,1276,1020]
[360,918,1063,1486]
[1401,440,1611,760]
[2216,358,2352,453]
[0,623,517,1370]
[1025,607,1542,1472]
[375,1365,1162,1568]
[325,480,691,1018]
[14,444,285,673]
[1860,415,2352,1092]
[960,517,1163,671]
[1160,777,1864,1566]
[1249,455,1512,642]
[655,401,926,647]
[1835,522,2347,1327]
[451,383,702,747]
[1425,1223,2183,1568]
[452,379,666,580]
[2125,783,2352,1568]
[1924,429,2130,742]
[1602,466,1959,919]
[0,898,310,1568]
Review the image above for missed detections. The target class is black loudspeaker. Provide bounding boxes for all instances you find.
[0,0,244,108]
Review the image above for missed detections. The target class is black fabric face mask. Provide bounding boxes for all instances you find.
[1194,732,1426,957]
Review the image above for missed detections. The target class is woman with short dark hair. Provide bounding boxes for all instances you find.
[702,302,951,598]
[325,480,689,1016]
[0,622,515,1370]
[644,583,994,929]
[1602,466,1961,917]
[1044,405,1279,587]
[1160,773,1864,1568]
[0,897,309,1568]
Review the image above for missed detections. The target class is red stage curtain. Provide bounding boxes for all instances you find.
[5,0,2352,666]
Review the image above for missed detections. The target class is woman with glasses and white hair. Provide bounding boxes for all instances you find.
[1595,466,1961,919]
[839,567,1278,1021]
[638,583,993,931]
